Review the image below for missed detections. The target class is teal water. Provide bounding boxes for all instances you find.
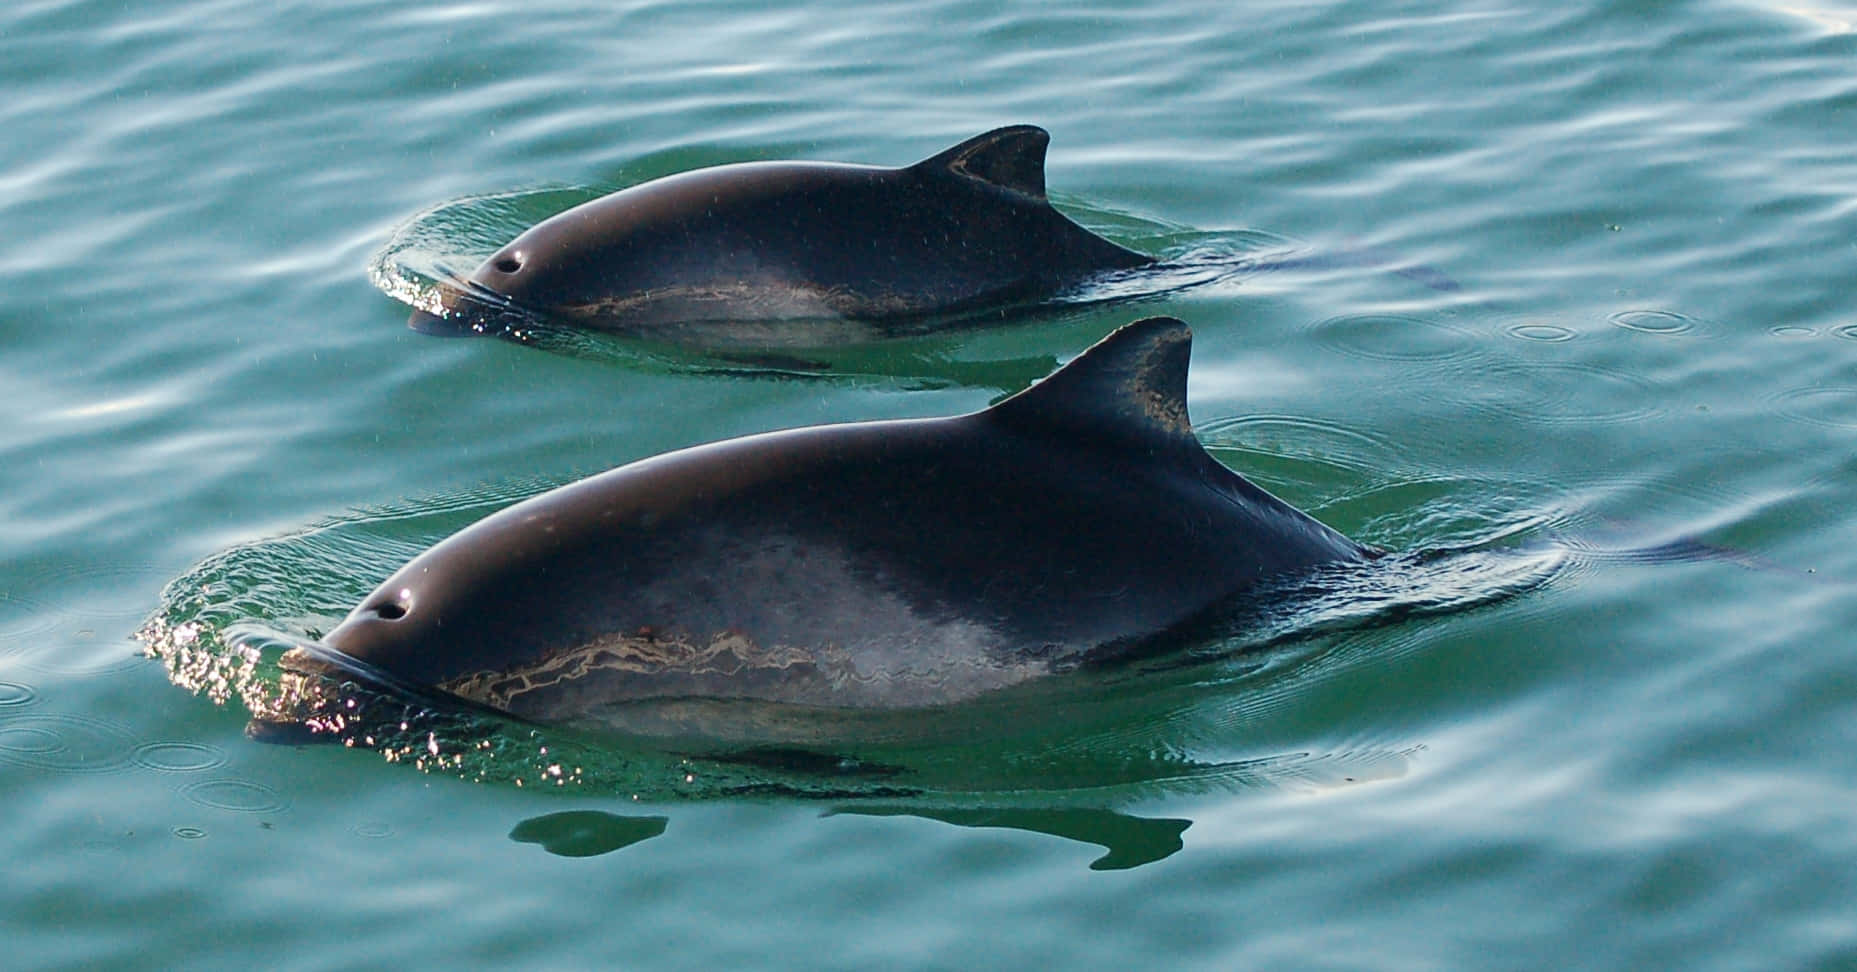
[5,0,1856,966]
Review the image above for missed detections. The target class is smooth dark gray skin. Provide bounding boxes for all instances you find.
[409,125,1155,347]
[296,317,1372,725]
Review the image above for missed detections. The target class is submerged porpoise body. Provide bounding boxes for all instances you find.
[293,318,1373,723]
[410,125,1154,346]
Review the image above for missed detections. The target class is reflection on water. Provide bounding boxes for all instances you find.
[510,810,669,858]
[506,805,1184,870]
[830,805,1192,871]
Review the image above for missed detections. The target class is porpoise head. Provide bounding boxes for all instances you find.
[247,565,511,743]
[305,478,665,717]
[257,570,524,743]
[313,521,546,690]
[264,578,464,727]
[407,223,591,337]
[405,159,828,338]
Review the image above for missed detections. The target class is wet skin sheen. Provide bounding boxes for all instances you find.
[411,125,1155,347]
[290,318,1374,727]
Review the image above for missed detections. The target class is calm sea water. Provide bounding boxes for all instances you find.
[5,0,1856,967]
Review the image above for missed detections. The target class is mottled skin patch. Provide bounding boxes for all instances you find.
[438,630,846,712]
[1131,329,1195,435]
[438,622,1048,717]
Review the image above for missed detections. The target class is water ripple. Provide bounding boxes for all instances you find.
[132,741,229,774]
[27,562,168,622]
[179,778,288,814]
[1767,386,1857,430]
[0,712,140,773]
[1305,313,1480,362]
[0,681,38,708]
[1436,360,1667,426]
[1506,322,1577,343]
[12,638,149,678]
[0,590,57,641]
[1609,309,1702,336]
[1197,413,1403,476]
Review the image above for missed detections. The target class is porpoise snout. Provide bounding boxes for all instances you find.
[408,307,471,335]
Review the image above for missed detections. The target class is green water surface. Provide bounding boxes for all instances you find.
[3,0,1855,967]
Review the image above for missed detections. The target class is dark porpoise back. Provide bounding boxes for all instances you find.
[410,125,1155,347]
[296,318,1372,725]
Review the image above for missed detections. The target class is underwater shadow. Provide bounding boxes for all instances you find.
[826,804,1191,871]
[504,805,1187,871]
[509,810,669,858]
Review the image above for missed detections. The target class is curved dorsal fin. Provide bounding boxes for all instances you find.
[984,317,1200,455]
[909,125,1049,199]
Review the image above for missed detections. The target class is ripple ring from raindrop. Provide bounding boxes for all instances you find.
[1609,309,1698,335]
[1308,314,1479,362]
[133,741,229,773]
[179,778,288,814]
[0,713,139,773]
[1768,386,1857,430]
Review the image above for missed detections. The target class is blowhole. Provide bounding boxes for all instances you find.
[375,603,407,621]
[493,256,522,274]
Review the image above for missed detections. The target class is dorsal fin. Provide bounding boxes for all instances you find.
[909,125,1049,199]
[984,317,1200,455]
